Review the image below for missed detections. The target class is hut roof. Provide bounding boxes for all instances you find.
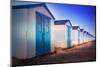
[54,20,72,26]
[80,29,84,32]
[83,31,87,33]
[72,26,80,30]
[12,2,55,19]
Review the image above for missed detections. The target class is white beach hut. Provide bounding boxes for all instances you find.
[83,31,87,43]
[72,26,80,46]
[54,20,73,51]
[80,29,84,44]
[87,32,90,42]
[88,33,95,42]
[12,2,55,59]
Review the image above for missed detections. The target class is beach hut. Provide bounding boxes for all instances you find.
[12,2,55,59]
[72,26,80,46]
[87,32,95,42]
[88,33,95,41]
[80,29,84,44]
[86,32,91,42]
[91,35,95,41]
[83,31,88,43]
[54,20,73,51]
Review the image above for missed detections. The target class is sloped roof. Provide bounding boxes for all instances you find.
[80,29,84,32]
[83,31,87,33]
[84,31,95,38]
[72,26,80,30]
[87,32,95,38]
[90,34,95,38]
[87,32,89,34]
[54,20,72,26]
[12,2,55,19]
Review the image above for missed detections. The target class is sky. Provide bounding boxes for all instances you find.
[46,3,96,37]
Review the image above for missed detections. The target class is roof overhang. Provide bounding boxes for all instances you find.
[12,2,55,20]
[54,20,72,27]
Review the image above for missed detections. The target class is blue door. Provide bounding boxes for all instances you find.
[36,12,51,56]
[67,26,71,48]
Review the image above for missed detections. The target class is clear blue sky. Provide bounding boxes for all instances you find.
[47,3,96,37]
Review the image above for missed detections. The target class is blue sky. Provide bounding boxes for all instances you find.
[47,3,96,37]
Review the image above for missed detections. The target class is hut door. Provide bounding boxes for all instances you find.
[36,12,51,56]
[67,26,71,48]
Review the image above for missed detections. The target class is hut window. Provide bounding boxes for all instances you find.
[38,15,42,32]
[45,18,49,32]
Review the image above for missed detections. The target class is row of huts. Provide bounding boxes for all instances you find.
[12,2,95,59]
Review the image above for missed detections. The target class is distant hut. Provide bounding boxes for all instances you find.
[88,33,95,42]
[72,26,80,46]
[83,31,87,43]
[87,32,90,42]
[80,29,84,44]
[54,20,73,52]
